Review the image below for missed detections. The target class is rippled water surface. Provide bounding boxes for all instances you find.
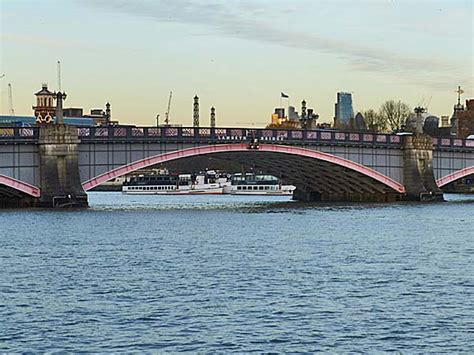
[1,193,473,352]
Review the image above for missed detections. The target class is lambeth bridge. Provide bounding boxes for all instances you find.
[1,125,473,207]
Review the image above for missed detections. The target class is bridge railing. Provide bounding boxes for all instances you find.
[76,126,405,147]
[1,125,474,150]
[432,137,474,150]
[0,127,39,142]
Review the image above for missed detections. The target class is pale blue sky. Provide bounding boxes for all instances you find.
[1,0,473,126]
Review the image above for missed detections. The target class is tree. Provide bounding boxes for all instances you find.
[362,109,386,132]
[378,100,411,132]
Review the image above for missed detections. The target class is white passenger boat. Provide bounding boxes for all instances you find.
[223,173,296,196]
[122,170,230,195]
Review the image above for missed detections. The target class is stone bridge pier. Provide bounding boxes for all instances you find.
[38,124,88,207]
[403,134,443,201]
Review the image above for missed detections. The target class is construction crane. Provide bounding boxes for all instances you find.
[57,60,62,91]
[7,83,14,116]
[164,91,172,125]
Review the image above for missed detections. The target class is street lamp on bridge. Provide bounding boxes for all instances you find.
[55,91,67,125]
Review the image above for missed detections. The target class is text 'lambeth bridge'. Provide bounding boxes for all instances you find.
[1,124,473,207]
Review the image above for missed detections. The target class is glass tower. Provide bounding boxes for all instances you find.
[335,92,354,125]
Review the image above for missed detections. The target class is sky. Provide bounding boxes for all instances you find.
[0,0,473,126]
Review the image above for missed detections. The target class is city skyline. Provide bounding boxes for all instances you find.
[1,0,473,126]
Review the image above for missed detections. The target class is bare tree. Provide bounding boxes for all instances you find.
[378,100,411,132]
[362,109,387,132]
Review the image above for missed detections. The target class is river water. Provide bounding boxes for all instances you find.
[1,193,473,352]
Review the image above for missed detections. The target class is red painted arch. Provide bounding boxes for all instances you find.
[0,174,41,197]
[81,143,406,193]
[437,166,474,187]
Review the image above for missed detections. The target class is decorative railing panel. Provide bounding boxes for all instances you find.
[262,130,273,138]
[132,127,144,136]
[164,127,177,137]
[19,128,34,137]
[291,131,303,139]
[349,133,360,141]
[95,128,108,137]
[363,134,374,142]
[147,127,161,136]
[321,132,332,140]
[78,127,90,137]
[182,128,194,137]
[0,128,14,137]
[231,129,243,137]
[113,127,127,137]
[199,128,211,136]
[215,129,227,137]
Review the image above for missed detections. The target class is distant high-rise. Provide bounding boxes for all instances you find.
[288,106,299,121]
[335,92,354,125]
[274,108,285,119]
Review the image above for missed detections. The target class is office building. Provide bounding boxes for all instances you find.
[334,92,354,126]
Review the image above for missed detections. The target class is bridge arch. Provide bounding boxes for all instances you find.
[82,144,405,197]
[437,166,474,188]
[0,174,41,197]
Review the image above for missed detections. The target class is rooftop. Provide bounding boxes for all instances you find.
[34,84,55,96]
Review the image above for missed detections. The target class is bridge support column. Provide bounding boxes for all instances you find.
[38,124,88,207]
[403,134,443,201]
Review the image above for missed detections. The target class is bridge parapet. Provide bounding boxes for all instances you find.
[2,126,474,151]
[432,137,474,151]
[75,126,405,148]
